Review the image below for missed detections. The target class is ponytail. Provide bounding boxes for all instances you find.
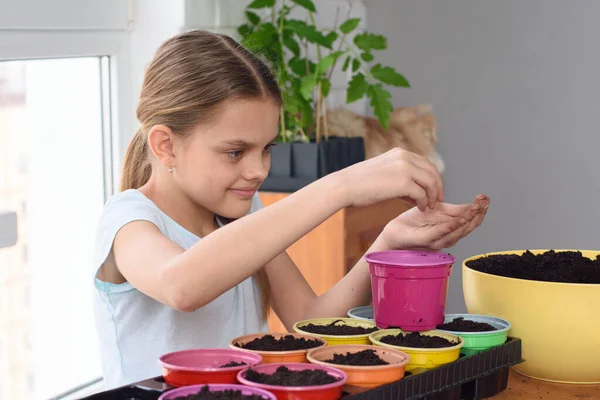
[120,129,152,191]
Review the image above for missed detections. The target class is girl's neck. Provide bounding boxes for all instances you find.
[138,172,218,238]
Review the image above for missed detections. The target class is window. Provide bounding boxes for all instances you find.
[23,285,30,307]
[22,244,28,264]
[0,57,112,400]
[28,374,35,392]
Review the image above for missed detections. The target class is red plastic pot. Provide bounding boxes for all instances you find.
[158,348,262,387]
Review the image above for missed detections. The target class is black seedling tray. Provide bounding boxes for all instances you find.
[80,338,523,400]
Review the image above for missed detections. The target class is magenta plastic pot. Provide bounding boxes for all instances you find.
[158,384,276,400]
[365,250,455,331]
[237,363,347,400]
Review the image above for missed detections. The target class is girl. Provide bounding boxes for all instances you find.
[93,30,489,389]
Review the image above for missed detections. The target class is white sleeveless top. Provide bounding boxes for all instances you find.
[92,189,268,389]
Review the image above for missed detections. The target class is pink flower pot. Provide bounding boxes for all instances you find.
[365,250,455,331]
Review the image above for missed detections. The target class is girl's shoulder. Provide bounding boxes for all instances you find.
[97,189,166,236]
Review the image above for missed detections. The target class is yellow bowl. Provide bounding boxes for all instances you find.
[293,318,378,346]
[463,249,600,384]
[369,329,463,372]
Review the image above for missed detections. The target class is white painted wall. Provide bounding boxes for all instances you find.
[366,0,600,312]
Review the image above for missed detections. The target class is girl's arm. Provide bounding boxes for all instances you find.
[113,148,442,312]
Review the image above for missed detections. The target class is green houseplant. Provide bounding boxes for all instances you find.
[237,0,410,191]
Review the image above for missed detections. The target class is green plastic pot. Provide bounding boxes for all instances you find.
[436,314,511,356]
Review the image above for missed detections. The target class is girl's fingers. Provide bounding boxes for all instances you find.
[425,217,469,250]
[410,154,444,203]
[402,183,429,212]
[410,166,439,209]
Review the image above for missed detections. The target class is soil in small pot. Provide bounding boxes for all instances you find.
[466,250,600,284]
[234,335,322,351]
[172,386,265,400]
[380,332,458,348]
[324,349,389,366]
[245,366,341,387]
[437,317,497,332]
[300,320,378,336]
[219,361,247,368]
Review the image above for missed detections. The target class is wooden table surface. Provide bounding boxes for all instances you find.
[495,369,600,399]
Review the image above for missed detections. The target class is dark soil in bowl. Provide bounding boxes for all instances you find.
[234,335,322,351]
[219,361,247,368]
[172,386,266,400]
[380,332,458,348]
[324,349,389,366]
[437,317,497,332]
[299,320,378,336]
[244,366,341,387]
[466,250,600,284]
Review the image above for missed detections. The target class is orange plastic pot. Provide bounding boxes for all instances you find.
[307,345,409,388]
[230,332,326,364]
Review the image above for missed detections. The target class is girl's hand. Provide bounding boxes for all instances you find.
[336,148,444,211]
[380,194,490,251]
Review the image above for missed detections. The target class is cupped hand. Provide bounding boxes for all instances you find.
[380,194,490,251]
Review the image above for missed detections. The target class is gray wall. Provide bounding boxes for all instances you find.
[367,0,600,312]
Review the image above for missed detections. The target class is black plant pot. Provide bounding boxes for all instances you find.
[261,137,365,192]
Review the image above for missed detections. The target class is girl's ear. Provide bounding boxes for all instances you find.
[147,124,176,169]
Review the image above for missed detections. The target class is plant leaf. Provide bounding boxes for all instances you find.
[289,57,315,75]
[347,73,368,103]
[367,84,394,130]
[352,59,360,72]
[342,56,351,72]
[371,65,411,87]
[320,79,331,97]
[331,51,345,61]
[361,52,374,62]
[300,74,318,100]
[290,0,316,12]
[238,24,253,38]
[325,32,339,47]
[285,20,332,49]
[245,11,261,25]
[354,33,387,51]
[247,0,276,9]
[317,55,335,74]
[242,22,278,51]
[284,36,301,56]
[339,18,361,34]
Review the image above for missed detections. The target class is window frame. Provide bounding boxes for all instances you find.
[0,29,133,195]
[0,26,132,398]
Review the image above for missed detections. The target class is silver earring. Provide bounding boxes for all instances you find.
[168,167,174,173]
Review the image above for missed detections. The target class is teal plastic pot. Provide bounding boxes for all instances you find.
[436,314,511,356]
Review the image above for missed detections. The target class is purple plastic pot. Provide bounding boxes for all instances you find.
[158,383,276,400]
[365,250,455,331]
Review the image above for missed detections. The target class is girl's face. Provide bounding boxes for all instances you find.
[174,99,280,219]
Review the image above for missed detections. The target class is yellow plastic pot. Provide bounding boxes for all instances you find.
[369,329,463,372]
[293,318,378,346]
[463,249,600,384]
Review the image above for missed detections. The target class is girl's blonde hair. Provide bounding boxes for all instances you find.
[121,29,282,320]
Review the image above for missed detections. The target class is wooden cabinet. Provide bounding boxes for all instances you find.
[258,192,411,332]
